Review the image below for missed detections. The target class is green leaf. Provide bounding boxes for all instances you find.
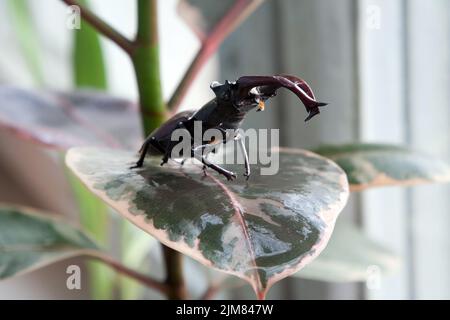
[66,147,349,299]
[295,219,401,282]
[6,0,43,85]
[313,143,450,191]
[66,169,115,299]
[0,205,99,279]
[0,86,144,298]
[73,0,107,89]
[119,222,158,300]
[70,2,115,298]
[0,86,141,150]
[72,6,112,295]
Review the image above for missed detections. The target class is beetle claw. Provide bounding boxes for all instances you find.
[224,172,237,181]
[235,75,328,121]
[304,109,320,122]
[130,161,143,170]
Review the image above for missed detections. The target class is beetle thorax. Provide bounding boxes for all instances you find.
[193,98,246,130]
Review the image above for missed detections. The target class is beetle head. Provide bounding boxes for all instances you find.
[210,75,328,121]
[210,80,265,113]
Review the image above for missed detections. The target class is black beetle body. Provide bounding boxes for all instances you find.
[131,75,327,180]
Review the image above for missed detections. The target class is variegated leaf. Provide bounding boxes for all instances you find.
[66,146,349,299]
[296,218,401,282]
[0,205,98,279]
[0,86,142,150]
[313,143,450,191]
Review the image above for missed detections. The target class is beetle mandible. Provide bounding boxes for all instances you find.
[131,75,327,180]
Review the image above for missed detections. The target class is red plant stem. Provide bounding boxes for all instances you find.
[61,0,134,55]
[201,284,220,300]
[168,0,263,113]
[85,252,169,296]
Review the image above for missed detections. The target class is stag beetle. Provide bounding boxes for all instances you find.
[131,75,327,180]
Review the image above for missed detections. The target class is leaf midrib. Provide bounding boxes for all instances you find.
[203,171,263,291]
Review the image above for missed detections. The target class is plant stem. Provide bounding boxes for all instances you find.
[132,47,166,134]
[167,45,210,115]
[86,252,169,295]
[61,0,134,55]
[132,0,167,135]
[201,276,246,300]
[163,246,187,299]
[67,169,114,299]
[133,0,185,300]
[62,0,185,300]
[168,0,263,113]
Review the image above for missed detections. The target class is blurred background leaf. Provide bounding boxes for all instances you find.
[0,83,152,299]
[69,1,152,299]
[314,143,450,191]
[70,0,113,299]
[5,0,115,299]
[6,0,43,85]
[296,218,401,282]
[0,205,99,280]
[66,170,114,299]
[73,0,107,89]
[119,223,158,300]
[0,87,141,150]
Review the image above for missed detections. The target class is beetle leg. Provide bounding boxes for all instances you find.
[191,144,211,172]
[235,134,250,180]
[130,137,164,169]
[218,127,230,144]
[193,149,236,181]
[202,153,208,174]
[193,142,219,155]
[161,121,188,166]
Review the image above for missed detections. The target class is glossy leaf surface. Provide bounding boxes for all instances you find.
[66,147,349,298]
[314,143,450,191]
